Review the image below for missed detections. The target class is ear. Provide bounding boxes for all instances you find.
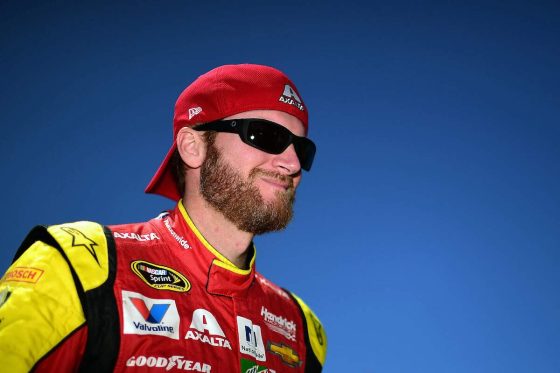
[176,127,206,169]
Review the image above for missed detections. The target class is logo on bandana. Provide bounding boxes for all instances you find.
[189,106,203,120]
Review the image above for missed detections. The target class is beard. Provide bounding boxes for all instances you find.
[200,139,296,235]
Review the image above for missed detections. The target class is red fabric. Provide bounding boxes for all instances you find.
[34,325,88,372]
[108,204,310,371]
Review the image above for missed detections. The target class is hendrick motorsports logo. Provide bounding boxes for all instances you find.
[126,355,211,371]
[131,260,191,292]
[261,306,296,341]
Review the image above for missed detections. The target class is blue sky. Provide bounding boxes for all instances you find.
[1,1,559,372]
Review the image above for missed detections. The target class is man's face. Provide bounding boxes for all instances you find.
[199,110,305,235]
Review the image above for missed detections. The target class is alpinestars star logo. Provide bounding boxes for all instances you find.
[60,227,100,266]
[279,84,305,111]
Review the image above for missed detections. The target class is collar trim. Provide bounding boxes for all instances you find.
[177,200,255,275]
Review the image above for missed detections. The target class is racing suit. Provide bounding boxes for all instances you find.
[0,202,326,372]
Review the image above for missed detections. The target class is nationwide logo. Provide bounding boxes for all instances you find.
[261,306,296,341]
[131,260,191,292]
[188,106,203,120]
[185,309,232,350]
[2,267,44,284]
[122,290,180,339]
[278,84,304,111]
[267,342,301,367]
[164,218,191,249]
[237,316,266,362]
[114,232,160,242]
[126,355,211,371]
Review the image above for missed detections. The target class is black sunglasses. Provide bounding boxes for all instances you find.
[194,118,316,171]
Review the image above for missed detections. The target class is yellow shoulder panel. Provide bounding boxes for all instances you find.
[0,241,85,371]
[291,293,327,366]
[47,221,109,291]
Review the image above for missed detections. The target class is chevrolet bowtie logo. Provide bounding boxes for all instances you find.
[268,341,301,367]
[61,227,100,266]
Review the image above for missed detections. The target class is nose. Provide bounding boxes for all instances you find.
[272,144,301,175]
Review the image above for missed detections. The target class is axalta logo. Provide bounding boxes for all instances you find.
[122,290,180,339]
[164,218,191,249]
[114,232,160,241]
[188,106,203,120]
[268,341,301,367]
[237,316,266,362]
[126,355,211,371]
[261,306,296,341]
[185,309,232,350]
[2,267,44,284]
[278,84,304,111]
[131,261,191,292]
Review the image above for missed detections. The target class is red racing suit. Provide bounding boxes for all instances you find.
[0,202,326,372]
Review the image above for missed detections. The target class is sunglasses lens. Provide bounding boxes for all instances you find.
[244,120,316,171]
[246,121,291,154]
[294,138,316,171]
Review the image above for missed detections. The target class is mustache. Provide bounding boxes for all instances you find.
[250,169,294,189]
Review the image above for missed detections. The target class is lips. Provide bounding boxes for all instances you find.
[260,177,291,190]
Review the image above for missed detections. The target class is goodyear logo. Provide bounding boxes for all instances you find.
[2,267,44,284]
[267,341,301,367]
[131,261,190,293]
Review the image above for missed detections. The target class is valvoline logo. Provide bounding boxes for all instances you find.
[130,297,170,324]
[122,290,180,340]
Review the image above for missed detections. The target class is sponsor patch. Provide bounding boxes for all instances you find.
[122,290,180,339]
[164,218,191,249]
[310,312,325,346]
[278,84,304,111]
[237,316,266,362]
[186,309,232,350]
[240,358,276,373]
[126,355,211,371]
[61,226,100,265]
[267,342,301,367]
[261,306,296,341]
[2,267,44,284]
[188,106,203,120]
[131,260,191,293]
[114,232,160,242]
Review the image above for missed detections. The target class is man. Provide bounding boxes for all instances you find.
[0,64,327,372]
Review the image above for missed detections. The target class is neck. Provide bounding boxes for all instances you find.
[181,197,254,269]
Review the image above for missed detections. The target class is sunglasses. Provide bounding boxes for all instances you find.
[194,118,316,171]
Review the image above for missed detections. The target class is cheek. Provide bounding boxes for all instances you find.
[293,175,302,188]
